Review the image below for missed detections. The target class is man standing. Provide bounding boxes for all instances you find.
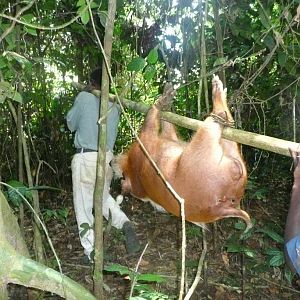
[67,68,140,262]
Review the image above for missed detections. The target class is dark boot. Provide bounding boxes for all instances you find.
[122,221,140,254]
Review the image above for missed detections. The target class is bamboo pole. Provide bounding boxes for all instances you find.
[71,82,299,157]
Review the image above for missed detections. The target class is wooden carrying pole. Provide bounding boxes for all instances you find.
[72,82,299,157]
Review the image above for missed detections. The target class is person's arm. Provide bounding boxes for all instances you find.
[66,92,85,132]
[284,150,300,273]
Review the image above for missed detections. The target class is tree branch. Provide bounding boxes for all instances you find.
[0,0,36,43]
[72,82,300,157]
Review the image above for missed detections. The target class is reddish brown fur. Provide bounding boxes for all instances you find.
[118,76,251,228]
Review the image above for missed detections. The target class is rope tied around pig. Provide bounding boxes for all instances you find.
[210,112,235,128]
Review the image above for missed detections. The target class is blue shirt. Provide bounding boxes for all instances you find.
[66,91,120,151]
[285,235,300,275]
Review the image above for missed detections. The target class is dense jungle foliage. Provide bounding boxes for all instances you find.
[0,0,300,299]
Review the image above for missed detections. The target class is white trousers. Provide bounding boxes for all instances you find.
[71,150,129,257]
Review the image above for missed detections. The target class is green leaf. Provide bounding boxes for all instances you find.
[143,64,156,81]
[259,8,271,29]
[243,248,257,258]
[265,248,282,256]
[127,57,146,72]
[0,81,23,104]
[146,47,158,64]
[11,91,22,103]
[3,51,31,68]
[278,51,287,67]
[240,225,256,241]
[6,180,32,207]
[90,2,99,9]
[0,57,7,69]
[0,81,11,90]
[25,27,37,36]
[263,34,275,51]
[234,220,246,230]
[77,0,86,7]
[269,253,284,267]
[20,14,35,23]
[137,273,165,283]
[213,56,228,67]
[81,10,90,25]
[226,243,242,253]
[98,11,107,27]
[0,94,6,104]
[256,227,284,244]
[104,264,132,276]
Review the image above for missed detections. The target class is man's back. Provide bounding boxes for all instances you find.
[67,91,120,151]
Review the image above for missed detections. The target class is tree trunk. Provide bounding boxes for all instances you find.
[15,7,25,237]
[93,0,117,298]
[198,0,209,116]
[0,190,96,299]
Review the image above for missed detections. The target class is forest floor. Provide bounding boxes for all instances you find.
[7,178,300,300]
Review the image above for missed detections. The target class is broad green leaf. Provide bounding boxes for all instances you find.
[285,268,294,284]
[6,180,32,206]
[278,51,287,67]
[81,10,90,25]
[143,64,156,81]
[256,227,284,244]
[0,94,6,104]
[243,248,257,258]
[0,29,16,50]
[213,56,228,67]
[0,57,7,69]
[98,11,107,27]
[133,283,154,292]
[263,35,275,51]
[259,8,271,29]
[77,0,86,7]
[226,243,242,253]
[20,14,34,22]
[90,2,99,9]
[146,47,158,64]
[0,81,11,91]
[11,91,22,103]
[3,51,31,68]
[269,253,284,267]
[0,81,23,104]
[25,27,37,36]
[240,226,255,241]
[234,220,246,230]
[104,264,132,276]
[265,248,282,256]
[127,57,146,72]
[137,273,165,283]
[285,59,297,75]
